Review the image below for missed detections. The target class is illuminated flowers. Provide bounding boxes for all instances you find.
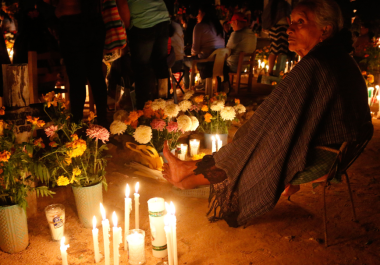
[33,138,45,148]
[150,119,166,131]
[166,121,178,132]
[66,138,87,158]
[45,125,58,138]
[164,103,180,118]
[194,95,204,103]
[220,106,236,121]
[88,111,97,122]
[179,100,192,112]
[57,176,70,186]
[151,98,166,111]
[86,125,110,143]
[210,100,225,112]
[26,116,39,125]
[201,105,208,112]
[0,150,11,162]
[204,113,212,123]
[190,116,199,131]
[183,90,194,100]
[234,104,246,114]
[177,115,192,132]
[110,120,127,135]
[133,125,152,144]
[234,98,240,104]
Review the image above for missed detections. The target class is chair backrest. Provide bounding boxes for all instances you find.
[236,51,256,74]
[339,121,374,173]
[207,48,231,78]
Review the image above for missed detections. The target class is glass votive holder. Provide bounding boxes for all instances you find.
[189,139,200,157]
[44,204,65,241]
[127,229,146,265]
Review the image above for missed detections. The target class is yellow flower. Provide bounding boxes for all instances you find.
[88,111,97,122]
[26,116,39,125]
[71,134,78,140]
[235,99,240,104]
[192,152,206,161]
[37,120,45,128]
[204,113,212,123]
[0,151,11,162]
[64,157,72,165]
[57,176,70,186]
[73,167,81,176]
[0,106,5,115]
[201,105,208,112]
[367,74,375,84]
[42,91,55,103]
[66,139,87,158]
[194,95,204,103]
[33,138,45,148]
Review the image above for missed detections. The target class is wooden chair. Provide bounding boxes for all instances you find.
[228,51,256,94]
[291,121,374,247]
[189,48,231,97]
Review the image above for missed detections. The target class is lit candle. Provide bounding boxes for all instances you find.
[261,62,265,69]
[216,135,222,151]
[126,230,146,264]
[164,210,173,265]
[100,203,110,265]
[134,182,140,229]
[265,65,269,72]
[290,60,293,70]
[112,212,122,265]
[170,202,178,265]
[125,184,132,251]
[60,237,69,265]
[189,139,200,157]
[258,60,261,69]
[285,61,289,73]
[92,216,101,263]
[147,198,167,258]
[377,95,380,118]
[211,136,216,153]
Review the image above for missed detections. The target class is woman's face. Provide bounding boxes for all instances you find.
[286,6,325,57]
[197,10,205,23]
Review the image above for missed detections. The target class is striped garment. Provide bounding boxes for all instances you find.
[268,24,289,55]
[206,36,371,227]
[102,0,127,53]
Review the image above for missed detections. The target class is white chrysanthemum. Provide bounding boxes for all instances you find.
[183,90,194,100]
[164,103,180,118]
[133,125,152,144]
[210,100,225,112]
[234,104,246,114]
[220,106,236,121]
[177,115,192,132]
[110,120,127,135]
[166,99,175,105]
[179,100,192,112]
[190,116,199,131]
[151,98,166,111]
[113,110,128,121]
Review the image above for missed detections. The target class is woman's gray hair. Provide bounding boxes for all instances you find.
[297,0,344,35]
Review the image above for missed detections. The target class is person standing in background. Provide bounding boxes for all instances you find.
[116,0,170,109]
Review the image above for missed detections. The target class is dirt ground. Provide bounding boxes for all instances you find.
[1,113,380,265]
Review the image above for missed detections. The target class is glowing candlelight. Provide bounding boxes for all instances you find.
[134,182,140,229]
[92,216,101,263]
[170,202,178,265]
[112,212,122,265]
[100,203,110,265]
[211,136,216,153]
[216,135,222,151]
[60,237,69,265]
[125,184,132,251]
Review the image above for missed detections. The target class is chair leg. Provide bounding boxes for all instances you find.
[344,172,357,222]
[322,182,328,247]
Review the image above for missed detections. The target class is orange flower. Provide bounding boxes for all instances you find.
[235,99,240,104]
[201,105,208,112]
[210,97,216,103]
[71,134,78,140]
[61,100,70,110]
[204,113,212,123]
[0,106,5,115]
[124,118,131,126]
[49,141,58,147]
[143,107,155,118]
[194,95,204,103]
[130,120,138,129]
[0,150,11,162]
[367,74,375,84]
[34,138,45,148]
[364,54,369,58]
[362,71,367,75]
[128,111,140,122]
[88,111,97,122]
[37,120,45,128]
[26,116,39,125]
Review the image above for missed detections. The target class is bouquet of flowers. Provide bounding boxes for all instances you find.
[189,92,246,134]
[361,38,380,73]
[40,92,110,189]
[0,107,54,210]
[110,91,199,152]
[255,46,270,63]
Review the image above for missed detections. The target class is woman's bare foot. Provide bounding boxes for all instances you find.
[282,184,300,197]
[163,141,197,182]
[162,163,188,189]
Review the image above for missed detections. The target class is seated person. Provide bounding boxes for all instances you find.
[226,13,257,73]
[163,0,371,228]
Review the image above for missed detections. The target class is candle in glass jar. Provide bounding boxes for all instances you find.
[126,229,146,264]
[134,182,140,229]
[125,184,132,251]
[189,139,200,157]
[100,203,110,265]
[92,216,101,263]
[216,135,222,151]
[60,237,69,265]
[211,136,216,153]
[112,212,122,265]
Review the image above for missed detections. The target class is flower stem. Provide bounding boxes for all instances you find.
[94,139,98,174]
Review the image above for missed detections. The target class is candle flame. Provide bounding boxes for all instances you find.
[216,135,220,141]
[126,184,130,198]
[170,201,176,215]
[376,85,379,89]
[100,203,106,220]
[135,182,139,193]
[112,211,118,227]
[211,136,215,141]
[93,216,97,230]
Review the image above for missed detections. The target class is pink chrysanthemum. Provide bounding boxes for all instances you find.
[189,104,199,112]
[150,119,166,131]
[44,125,58,138]
[86,124,110,143]
[166,121,178,132]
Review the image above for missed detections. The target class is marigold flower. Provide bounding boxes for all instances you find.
[0,106,5,115]
[367,74,375,84]
[64,157,72,165]
[26,116,39,125]
[61,100,70,110]
[49,141,58,147]
[88,111,97,122]
[128,111,140,122]
[143,106,155,118]
[192,152,206,161]
[235,98,240,104]
[0,150,11,162]
[42,91,54,103]
[194,95,204,103]
[66,139,87,158]
[57,176,70,186]
[71,134,78,140]
[37,120,45,128]
[204,113,212,123]
[73,167,81,176]
[34,138,45,148]
[201,105,208,112]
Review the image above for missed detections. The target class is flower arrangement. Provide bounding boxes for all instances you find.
[40,92,110,189]
[255,46,270,63]
[361,38,380,73]
[190,93,246,134]
[0,107,54,210]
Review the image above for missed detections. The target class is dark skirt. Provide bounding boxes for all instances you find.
[269,24,290,55]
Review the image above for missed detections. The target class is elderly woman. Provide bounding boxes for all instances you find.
[163,0,370,227]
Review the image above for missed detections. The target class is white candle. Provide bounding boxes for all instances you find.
[169,202,178,265]
[134,182,140,229]
[189,139,200,157]
[261,62,265,69]
[216,135,222,151]
[125,184,132,251]
[258,60,261,69]
[164,216,173,265]
[285,61,289,73]
[211,136,216,153]
[147,198,167,258]
[92,216,101,263]
[60,237,69,265]
[100,203,110,265]
[290,60,293,70]
[265,65,269,72]
[112,212,122,265]
[126,230,146,264]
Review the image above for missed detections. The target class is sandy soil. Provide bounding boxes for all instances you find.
[1,118,380,265]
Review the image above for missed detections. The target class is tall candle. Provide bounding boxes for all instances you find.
[92,216,101,263]
[189,139,200,157]
[216,135,222,151]
[170,202,178,265]
[125,184,132,251]
[100,203,110,265]
[164,215,173,265]
[134,182,140,229]
[285,61,289,73]
[258,60,261,69]
[265,65,269,72]
[261,62,265,69]
[147,198,167,258]
[60,237,69,265]
[211,136,216,153]
[112,212,122,265]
